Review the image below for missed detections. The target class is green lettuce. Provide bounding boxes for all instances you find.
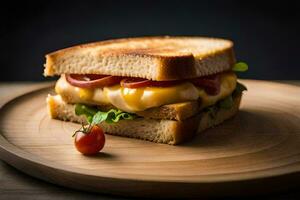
[75,104,136,125]
[233,62,248,72]
[219,95,233,109]
[75,104,97,123]
[234,82,247,94]
[218,82,247,110]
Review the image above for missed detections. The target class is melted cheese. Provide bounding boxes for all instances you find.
[103,83,199,112]
[198,73,237,109]
[55,73,237,113]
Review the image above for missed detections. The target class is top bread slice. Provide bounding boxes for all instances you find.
[44,36,235,81]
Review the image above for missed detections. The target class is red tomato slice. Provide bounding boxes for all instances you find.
[191,74,221,95]
[120,77,182,88]
[66,74,122,88]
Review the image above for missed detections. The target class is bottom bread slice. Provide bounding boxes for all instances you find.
[47,94,242,145]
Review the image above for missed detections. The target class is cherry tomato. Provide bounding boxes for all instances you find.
[74,125,105,155]
[120,77,182,88]
[66,74,122,88]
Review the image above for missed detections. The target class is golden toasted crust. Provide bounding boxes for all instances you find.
[44,36,235,81]
[136,101,200,121]
[46,94,242,145]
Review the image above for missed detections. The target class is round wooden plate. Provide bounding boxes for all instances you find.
[0,80,300,198]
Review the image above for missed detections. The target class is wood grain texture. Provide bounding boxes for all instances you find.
[0,80,300,198]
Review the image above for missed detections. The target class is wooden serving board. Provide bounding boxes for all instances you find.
[0,80,300,198]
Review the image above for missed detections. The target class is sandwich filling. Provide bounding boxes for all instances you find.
[55,72,237,113]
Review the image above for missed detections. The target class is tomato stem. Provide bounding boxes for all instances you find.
[72,123,92,137]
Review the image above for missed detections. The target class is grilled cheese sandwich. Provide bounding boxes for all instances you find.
[44,36,247,144]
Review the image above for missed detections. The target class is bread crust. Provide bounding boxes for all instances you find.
[47,93,242,145]
[44,36,235,81]
[136,101,200,121]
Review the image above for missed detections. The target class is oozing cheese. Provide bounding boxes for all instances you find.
[55,73,237,113]
[198,73,237,109]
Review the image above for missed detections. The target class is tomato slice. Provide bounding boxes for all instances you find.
[191,74,221,95]
[120,77,183,88]
[66,74,122,88]
[66,72,222,96]
[120,77,149,88]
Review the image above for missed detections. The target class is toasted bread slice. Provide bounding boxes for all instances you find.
[91,101,200,121]
[100,101,201,121]
[47,93,241,145]
[44,36,235,81]
[136,101,200,121]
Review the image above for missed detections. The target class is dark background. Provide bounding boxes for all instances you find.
[1,0,299,81]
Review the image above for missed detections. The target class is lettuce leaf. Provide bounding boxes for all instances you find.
[219,95,233,109]
[218,82,247,110]
[74,104,136,125]
[233,62,248,72]
[91,109,135,125]
[75,104,97,123]
[233,82,247,97]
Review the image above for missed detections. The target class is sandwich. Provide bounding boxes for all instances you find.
[44,36,247,145]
